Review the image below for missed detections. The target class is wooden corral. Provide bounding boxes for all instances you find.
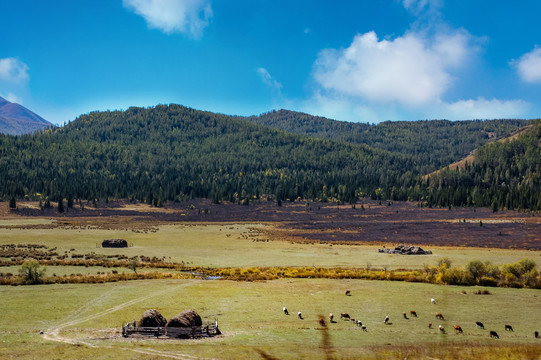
[121,320,220,339]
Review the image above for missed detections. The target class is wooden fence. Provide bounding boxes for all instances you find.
[122,320,220,338]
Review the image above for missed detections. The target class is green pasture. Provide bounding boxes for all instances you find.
[1,278,540,359]
[1,222,539,270]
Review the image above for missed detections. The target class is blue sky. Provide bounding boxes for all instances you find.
[1,0,541,125]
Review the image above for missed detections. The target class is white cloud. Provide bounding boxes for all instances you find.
[441,97,530,120]
[305,1,532,122]
[123,0,212,38]
[313,30,472,107]
[515,47,541,83]
[257,67,282,95]
[402,0,442,15]
[0,57,29,83]
[307,93,530,122]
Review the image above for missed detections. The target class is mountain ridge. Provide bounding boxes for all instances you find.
[0,97,52,135]
[244,109,530,173]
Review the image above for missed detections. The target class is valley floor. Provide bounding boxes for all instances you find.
[1,199,540,359]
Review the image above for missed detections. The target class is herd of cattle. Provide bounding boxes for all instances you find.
[282,293,540,340]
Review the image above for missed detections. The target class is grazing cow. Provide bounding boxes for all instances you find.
[319,316,326,327]
[361,325,367,331]
[340,313,351,320]
[283,307,289,315]
[410,310,417,317]
[384,315,389,324]
[431,298,436,304]
[298,311,303,320]
[476,321,485,329]
[345,289,351,296]
[535,331,539,338]
[454,325,463,334]
[438,325,445,333]
[435,312,445,320]
[505,325,514,332]
[428,323,433,329]
[356,320,363,327]
[329,313,334,322]
[403,312,408,319]
[490,330,499,339]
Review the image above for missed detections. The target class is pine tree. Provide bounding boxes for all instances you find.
[58,198,64,213]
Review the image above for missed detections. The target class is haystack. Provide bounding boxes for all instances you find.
[137,309,167,327]
[102,238,128,248]
[166,309,202,328]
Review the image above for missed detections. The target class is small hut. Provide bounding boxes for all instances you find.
[137,309,167,328]
[102,239,128,248]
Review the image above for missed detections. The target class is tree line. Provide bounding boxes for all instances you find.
[0,104,539,211]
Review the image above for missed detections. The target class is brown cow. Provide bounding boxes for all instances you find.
[428,323,433,329]
[340,313,351,320]
[410,310,417,317]
[454,325,463,334]
[435,312,445,320]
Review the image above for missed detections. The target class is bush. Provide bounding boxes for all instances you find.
[478,276,498,287]
[19,260,46,284]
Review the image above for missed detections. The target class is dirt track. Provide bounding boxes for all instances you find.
[42,281,215,360]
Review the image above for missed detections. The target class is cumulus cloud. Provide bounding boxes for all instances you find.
[313,30,472,107]
[0,57,29,83]
[309,9,531,122]
[515,47,541,83]
[123,0,212,38]
[257,67,282,95]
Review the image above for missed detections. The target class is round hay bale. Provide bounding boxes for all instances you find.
[138,309,167,327]
[166,309,202,328]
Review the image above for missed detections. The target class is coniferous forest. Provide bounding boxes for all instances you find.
[0,104,539,210]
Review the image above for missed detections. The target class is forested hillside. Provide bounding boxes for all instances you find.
[424,119,541,210]
[245,110,529,173]
[0,104,412,205]
[0,104,538,210]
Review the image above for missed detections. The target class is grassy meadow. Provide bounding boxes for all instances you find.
[1,217,540,359]
[1,278,540,359]
[1,221,539,270]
